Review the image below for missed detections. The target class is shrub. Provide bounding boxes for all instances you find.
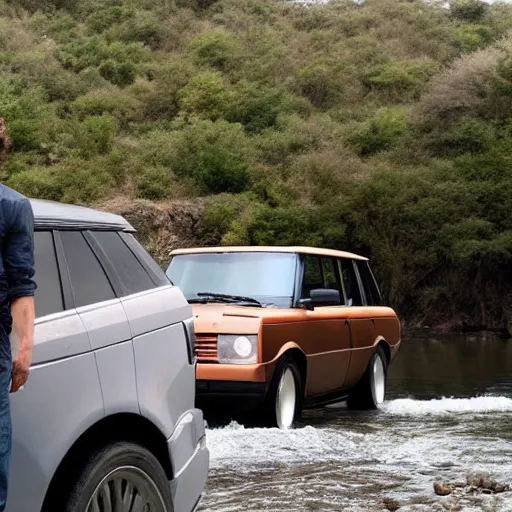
[362,59,440,102]
[246,204,346,247]
[85,6,130,34]
[347,107,408,156]
[58,37,148,86]
[450,0,489,23]
[170,119,252,195]
[454,25,493,53]
[188,30,240,71]
[107,10,164,49]
[135,166,174,200]
[178,71,231,121]
[71,87,142,126]
[75,115,117,158]
[225,80,289,133]
[413,42,505,126]
[424,117,493,156]
[295,61,346,109]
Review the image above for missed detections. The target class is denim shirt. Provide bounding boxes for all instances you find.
[0,185,36,349]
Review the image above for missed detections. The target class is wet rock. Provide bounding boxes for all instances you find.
[434,482,456,496]
[380,497,401,510]
[440,498,461,511]
[466,472,509,493]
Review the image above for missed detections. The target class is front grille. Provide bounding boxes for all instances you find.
[195,334,218,363]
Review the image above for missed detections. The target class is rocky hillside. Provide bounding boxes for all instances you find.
[2,0,512,331]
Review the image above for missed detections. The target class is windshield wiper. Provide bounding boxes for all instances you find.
[189,292,262,307]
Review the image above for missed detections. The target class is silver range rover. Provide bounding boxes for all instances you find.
[7,199,208,512]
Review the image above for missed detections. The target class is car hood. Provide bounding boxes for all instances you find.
[192,303,264,335]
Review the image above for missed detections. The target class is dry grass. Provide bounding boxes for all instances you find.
[414,33,512,124]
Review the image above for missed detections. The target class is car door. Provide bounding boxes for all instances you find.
[58,230,137,416]
[341,258,377,390]
[298,254,352,396]
[8,231,104,512]
[87,230,193,439]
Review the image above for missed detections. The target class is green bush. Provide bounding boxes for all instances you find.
[189,30,240,71]
[71,87,142,124]
[451,0,489,22]
[178,71,231,121]
[362,59,440,102]
[75,115,117,158]
[135,166,174,200]
[170,119,252,194]
[347,107,408,156]
[454,25,493,53]
[58,37,148,86]
[225,80,289,133]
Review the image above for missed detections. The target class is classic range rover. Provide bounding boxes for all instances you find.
[166,246,401,429]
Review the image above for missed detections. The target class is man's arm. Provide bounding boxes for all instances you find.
[4,198,36,393]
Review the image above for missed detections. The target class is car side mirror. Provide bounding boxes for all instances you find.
[299,288,341,310]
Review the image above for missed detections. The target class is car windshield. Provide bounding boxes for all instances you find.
[166,252,297,308]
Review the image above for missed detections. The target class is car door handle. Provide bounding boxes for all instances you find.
[344,320,349,326]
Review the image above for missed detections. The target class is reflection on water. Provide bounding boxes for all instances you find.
[199,330,512,512]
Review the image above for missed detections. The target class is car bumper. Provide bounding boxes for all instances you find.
[168,408,209,512]
[196,380,267,413]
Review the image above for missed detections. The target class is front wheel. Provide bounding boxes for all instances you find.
[264,357,302,429]
[64,442,173,512]
[347,347,387,410]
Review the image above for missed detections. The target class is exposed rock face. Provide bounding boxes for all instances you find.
[97,197,210,267]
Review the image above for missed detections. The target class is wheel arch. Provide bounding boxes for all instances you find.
[376,338,392,366]
[41,413,172,512]
[275,343,307,393]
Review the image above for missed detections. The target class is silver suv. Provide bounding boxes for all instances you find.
[7,200,208,512]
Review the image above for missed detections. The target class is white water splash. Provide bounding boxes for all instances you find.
[382,396,512,415]
[205,397,512,471]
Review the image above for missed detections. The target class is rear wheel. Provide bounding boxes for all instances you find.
[64,442,173,512]
[347,347,387,410]
[264,356,302,429]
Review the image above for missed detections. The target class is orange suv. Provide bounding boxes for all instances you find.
[166,247,401,429]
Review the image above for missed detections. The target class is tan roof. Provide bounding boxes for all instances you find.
[170,246,368,261]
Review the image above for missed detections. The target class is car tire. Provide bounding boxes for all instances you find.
[264,356,302,429]
[64,442,173,512]
[347,347,387,410]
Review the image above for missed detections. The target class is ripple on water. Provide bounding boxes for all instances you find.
[382,395,512,415]
[200,397,512,512]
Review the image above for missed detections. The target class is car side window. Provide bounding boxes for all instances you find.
[60,231,116,308]
[301,255,323,298]
[33,231,64,318]
[356,261,383,306]
[322,257,341,293]
[92,231,156,296]
[338,259,362,306]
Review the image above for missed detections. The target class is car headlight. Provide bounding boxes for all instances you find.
[218,335,258,364]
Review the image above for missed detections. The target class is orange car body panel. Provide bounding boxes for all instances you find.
[193,302,400,399]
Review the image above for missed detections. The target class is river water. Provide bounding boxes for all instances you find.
[198,330,512,512]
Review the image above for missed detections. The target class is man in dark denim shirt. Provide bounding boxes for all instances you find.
[0,124,36,510]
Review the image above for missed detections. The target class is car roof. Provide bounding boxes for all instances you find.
[170,246,368,261]
[30,199,135,232]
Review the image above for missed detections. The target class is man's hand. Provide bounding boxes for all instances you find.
[11,348,31,393]
[10,297,35,393]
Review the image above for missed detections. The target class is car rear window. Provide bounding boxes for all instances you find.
[356,260,383,306]
[60,231,116,308]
